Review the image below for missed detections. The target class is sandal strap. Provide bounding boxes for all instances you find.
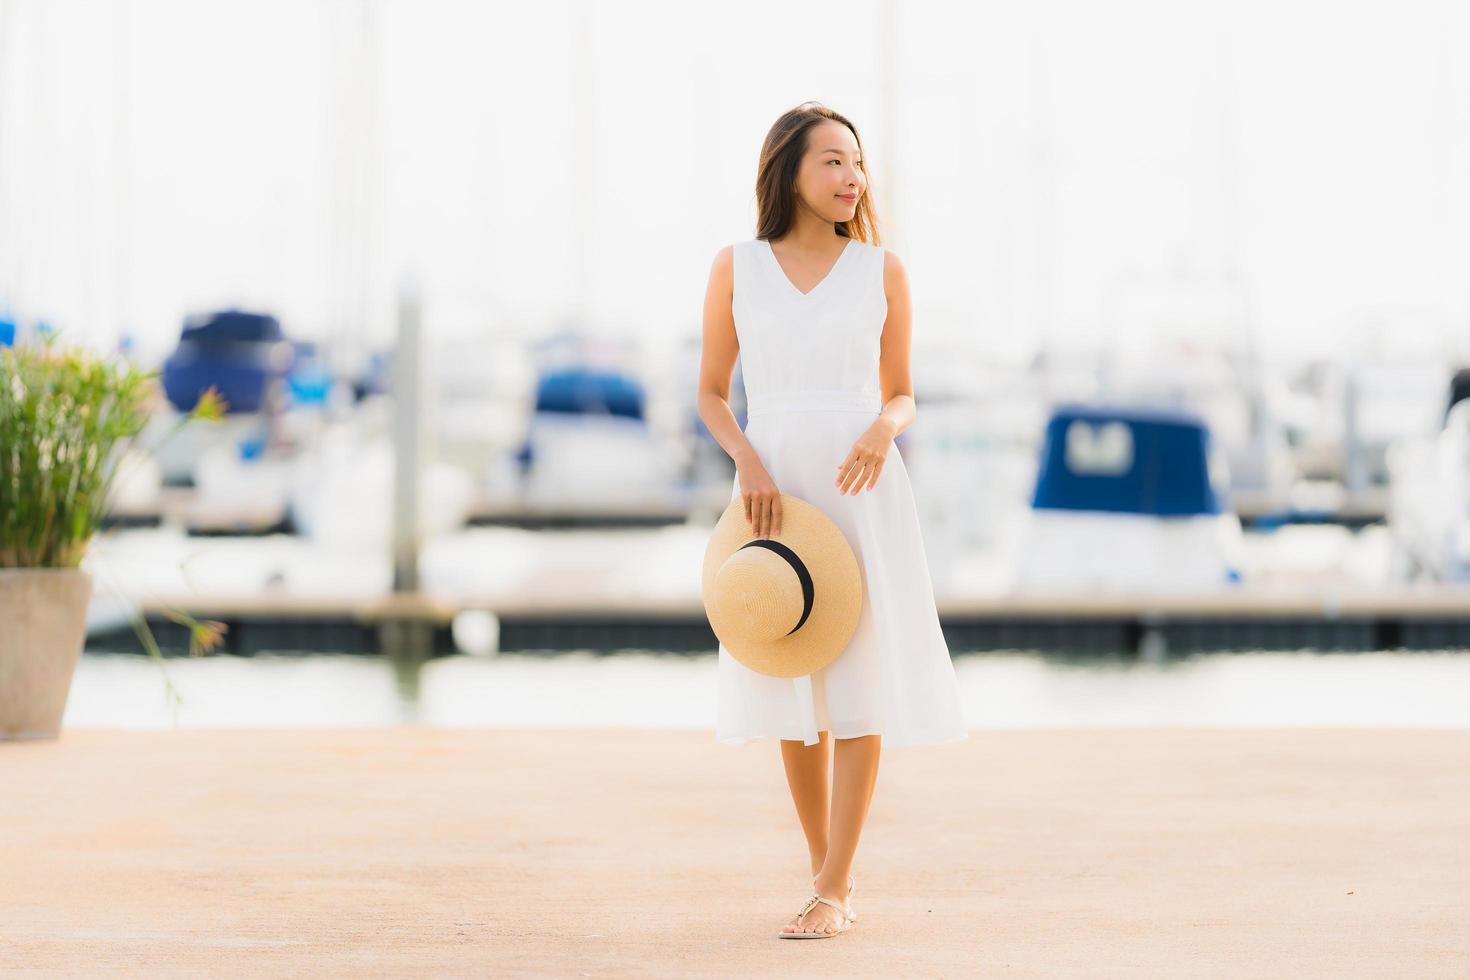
[801,895,849,917]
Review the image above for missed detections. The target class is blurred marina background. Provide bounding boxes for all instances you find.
[2,0,1468,730]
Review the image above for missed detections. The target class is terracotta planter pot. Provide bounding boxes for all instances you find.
[0,568,94,740]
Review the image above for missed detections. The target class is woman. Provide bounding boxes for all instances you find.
[696,102,968,939]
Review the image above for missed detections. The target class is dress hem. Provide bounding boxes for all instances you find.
[714,727,969,749]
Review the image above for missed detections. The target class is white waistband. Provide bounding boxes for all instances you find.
[745,390,882,417]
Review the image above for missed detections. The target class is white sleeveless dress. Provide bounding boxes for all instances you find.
[715,236,969,748]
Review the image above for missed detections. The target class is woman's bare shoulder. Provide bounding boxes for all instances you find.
[708,243,736,271]
[876,245,908,279]
[872,242,904,263]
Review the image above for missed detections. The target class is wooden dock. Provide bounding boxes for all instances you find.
[4,727,1466,976]
[86,586,1470,656]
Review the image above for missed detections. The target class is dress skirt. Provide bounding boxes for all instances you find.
[715,389,969,748]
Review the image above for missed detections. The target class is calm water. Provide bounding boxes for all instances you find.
[62,649,1470,730]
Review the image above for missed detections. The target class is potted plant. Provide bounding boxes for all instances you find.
[1,334,229,739]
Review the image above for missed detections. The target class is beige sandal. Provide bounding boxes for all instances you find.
[777,893,854,939]
[812,873,856,921]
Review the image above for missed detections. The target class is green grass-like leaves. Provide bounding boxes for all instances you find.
[0,334,226,567]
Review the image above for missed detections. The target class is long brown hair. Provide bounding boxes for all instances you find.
[754,101,882,246]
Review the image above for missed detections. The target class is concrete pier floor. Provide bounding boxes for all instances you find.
[2,727,1467,978]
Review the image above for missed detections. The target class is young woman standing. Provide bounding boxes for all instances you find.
[697,101,968,939]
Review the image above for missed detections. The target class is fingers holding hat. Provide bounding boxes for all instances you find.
[747,488,783,538]
[739,466,784,538]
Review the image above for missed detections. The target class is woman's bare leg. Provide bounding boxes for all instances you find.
[778,731,831,935]
[819,733,880,894]
[780,731,882,934]
[778,730,831,878]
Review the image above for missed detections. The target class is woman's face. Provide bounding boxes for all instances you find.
[793,121,866,223]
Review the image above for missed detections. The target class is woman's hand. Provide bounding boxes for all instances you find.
[736,457,783,538]
[836,420,897,495]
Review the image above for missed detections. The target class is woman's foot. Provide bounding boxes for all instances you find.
[781,892,849,936]
[781,873,853,935]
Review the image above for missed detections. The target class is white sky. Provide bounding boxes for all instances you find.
[0,0,1465,366]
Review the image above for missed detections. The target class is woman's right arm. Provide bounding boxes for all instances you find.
[696,245,783,538]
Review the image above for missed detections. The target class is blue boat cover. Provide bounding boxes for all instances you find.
[162,309,287,414]
[1031,402,1223,517]
[533,368,645,421]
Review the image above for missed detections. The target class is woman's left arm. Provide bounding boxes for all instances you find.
[874,248,915,440]
[835,249,915,495]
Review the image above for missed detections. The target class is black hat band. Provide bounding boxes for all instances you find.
[737,538,815,635]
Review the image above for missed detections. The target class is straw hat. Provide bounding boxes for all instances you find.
[702,493,863,678]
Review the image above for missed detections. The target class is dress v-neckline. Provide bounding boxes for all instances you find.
[762,237,857,299]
